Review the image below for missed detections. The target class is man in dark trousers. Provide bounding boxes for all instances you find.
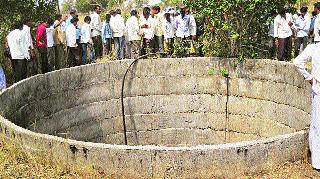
[36,18,49,73]
[7,21,30,82]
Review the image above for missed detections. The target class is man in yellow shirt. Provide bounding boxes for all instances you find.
[53,14,67,69]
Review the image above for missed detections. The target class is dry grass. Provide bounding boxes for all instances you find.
[0,136,105,178]
[1,135,320,178]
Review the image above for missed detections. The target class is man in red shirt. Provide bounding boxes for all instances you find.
[36,19,49,73]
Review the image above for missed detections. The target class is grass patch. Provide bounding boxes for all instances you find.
[0,135,105,178]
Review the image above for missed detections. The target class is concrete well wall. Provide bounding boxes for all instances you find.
[0,57,312,177]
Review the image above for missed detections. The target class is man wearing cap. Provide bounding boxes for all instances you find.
[294,41,320,173]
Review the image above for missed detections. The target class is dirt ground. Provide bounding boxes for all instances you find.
[250,160,320,178]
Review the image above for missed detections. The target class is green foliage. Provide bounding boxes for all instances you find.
[172,40,186,58]
[208,68,229,78]
[0,0,57,85]
[62,0,75,14]
[75,0,92,13]
[184,0,297,59]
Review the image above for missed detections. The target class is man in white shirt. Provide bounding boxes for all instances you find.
[126,10,141,59]
[110,9,126,60]
[294,43,320,172]
[90,5,103,59]
[46,19,56,72]
[66,17,80,67]
[313,3,320,43]
[175,6,192,40]
[80,16,93,65]
[22,18,37,76]
[7,21,30,82]
[274,7,294,61]
[187,9,197,55]
[174,5,195,56]
[163,10,175,56]
[294,7,311,57]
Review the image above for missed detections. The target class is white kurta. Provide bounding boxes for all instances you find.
[294,43,320,169]
[311,92,320,169]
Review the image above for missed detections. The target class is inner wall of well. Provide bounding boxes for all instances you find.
[0,58,311,147]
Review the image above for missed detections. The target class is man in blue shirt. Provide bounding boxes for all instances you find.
[294,7,311,57]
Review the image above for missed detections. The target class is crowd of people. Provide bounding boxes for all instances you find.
[1,5,197,86]
[270,3,320,61]
[3,3,320,91]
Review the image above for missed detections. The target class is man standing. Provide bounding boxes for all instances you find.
[66,17,80,67]
[110,9,126,60]
[80,16,93,65]
[175,5,195,56]
[46,19,56,72]
[274,7,294,61]
[7,21,30,82]
[22,18,37,76]
[53,14,67,70]
[151,6,164,53]
[313,3,320,43]
[294,7,311,57]
[140,7,155,55]
[36,18,49,73]
[294,43,320,172]
[102,14,113,56]
[126,10,141,59]
[90,5,103,59]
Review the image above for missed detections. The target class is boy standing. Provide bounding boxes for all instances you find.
[80,16,93,65]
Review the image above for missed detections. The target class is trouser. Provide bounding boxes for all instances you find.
[81,43,88,65]
[27,51,38,77]
[55,44,66,70]
[0,64,6,90]
[165,38,174,56]
[268,36,276,59]
[310,91,320,169]
[114,37,125,60]
[295,36,308,57]
[67,47,80,67]
[176,37,192,57]
[103,38,112,56]
[37,46,48,73]
[141,38,153,56]
[277,36,292,61]
[11,59,27,83]
[47,47,56,72]
[153,35,164,53]
[129,40,141,59]
[92,35,103,59]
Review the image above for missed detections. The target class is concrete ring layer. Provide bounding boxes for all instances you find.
[0,57,312,177]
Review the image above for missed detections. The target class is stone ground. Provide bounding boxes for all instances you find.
[0,135,319,178]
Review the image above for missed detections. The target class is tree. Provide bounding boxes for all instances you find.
[75,0,92,13]
[0,0,58,84]
[184,0,297,59]
[62,0,75,14]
